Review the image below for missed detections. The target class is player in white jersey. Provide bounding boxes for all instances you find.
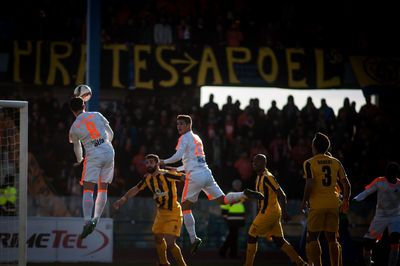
[354,162,400,266]
[68,97,115,239]
[160,114,264,254]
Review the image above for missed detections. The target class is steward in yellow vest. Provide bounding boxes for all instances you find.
[219,179,246,258]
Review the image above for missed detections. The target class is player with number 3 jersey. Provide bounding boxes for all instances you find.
[68,97,115,239]
[301,132,351,266]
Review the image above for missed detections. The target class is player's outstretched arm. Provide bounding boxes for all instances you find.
[113,186,139,210]
[163,138,187,164]
[353,181,377,202]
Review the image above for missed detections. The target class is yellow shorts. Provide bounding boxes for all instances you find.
[152,208,183,237]
[248,211,283,238]
[307,208,339,233]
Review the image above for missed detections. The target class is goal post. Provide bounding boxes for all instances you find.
[0,100,28,266]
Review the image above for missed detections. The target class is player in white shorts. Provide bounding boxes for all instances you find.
[353,162,400,266]
[160,114,264,254]
[69,97,115,239]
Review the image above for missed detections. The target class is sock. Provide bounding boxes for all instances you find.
[389,244,399,266]
[338,242,343,266]
[328,241,340,266]
[82,190,94,221]
[281,241,306,265]
[245,242,258,266]
[363,248,372,266]
[170,243,187,266]
[183,210,197,243]
[93,189,107,222]
[306,240,321,266]
[224,192,244,204]
[156,239,168,265]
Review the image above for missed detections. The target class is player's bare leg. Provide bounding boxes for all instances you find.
[165,234,187,266]
[182,200,202,254]
[215,189,264,206]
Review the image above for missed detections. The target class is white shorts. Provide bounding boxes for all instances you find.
[81,149,114,185]
[181,168,224,203]
[364,215,400,239]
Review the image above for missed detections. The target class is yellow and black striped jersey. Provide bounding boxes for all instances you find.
[303,153,347,209]
[136,169,183,211]
[255,169,281,214]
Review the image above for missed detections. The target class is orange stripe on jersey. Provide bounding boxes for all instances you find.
[204,191,213,200]
[80,158,88,185]
[175,135,183,150]
[365,176,386,190]
[98,189,107,193]
[182,210,191,215]
[83,190,93,194]
[181,172,191,202]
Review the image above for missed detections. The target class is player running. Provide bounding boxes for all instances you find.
[160,114,264,254]
[69,97,115,239]
[114,154,187,266]
[245,154,307,266]
[353,162,400,266]
[301,132,351,266]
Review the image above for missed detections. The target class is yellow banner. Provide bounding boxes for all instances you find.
[350,56,400,88]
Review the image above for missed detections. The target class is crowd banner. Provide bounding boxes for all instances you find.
[0,217,113,262]
[349,56,400,88]
[9,41,351,89]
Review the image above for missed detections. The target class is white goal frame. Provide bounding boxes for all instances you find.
[0,100,28,266]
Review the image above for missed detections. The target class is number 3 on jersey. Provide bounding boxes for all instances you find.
[193,138,204,156]
[86,121,100,139]
[322,165,332,186]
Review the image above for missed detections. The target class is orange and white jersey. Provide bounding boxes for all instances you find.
[69,112,114,157]
[164,131,208,174]
[354,176,400,217]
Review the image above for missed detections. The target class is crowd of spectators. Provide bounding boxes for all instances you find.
[1,0,398,55]
[2,89,397,201]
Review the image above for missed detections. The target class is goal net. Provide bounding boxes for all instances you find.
[0,101,28,266]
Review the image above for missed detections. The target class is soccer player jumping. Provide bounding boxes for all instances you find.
[69,97,115,239]
[160,114,264,254]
